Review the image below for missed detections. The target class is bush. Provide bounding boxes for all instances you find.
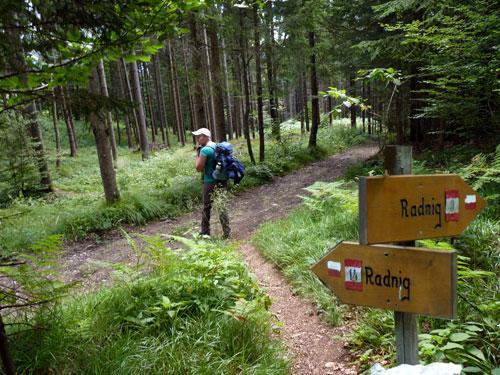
[9,236,289,374]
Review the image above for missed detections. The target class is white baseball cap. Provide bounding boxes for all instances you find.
[192,128,211,137]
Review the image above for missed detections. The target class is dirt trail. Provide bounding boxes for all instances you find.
[62,143,378,374]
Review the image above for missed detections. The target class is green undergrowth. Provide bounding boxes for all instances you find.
[252,145,499,372]
[0,121,369,256]
[8,236,289,374]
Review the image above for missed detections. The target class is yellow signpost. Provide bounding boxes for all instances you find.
[311,145,486,365]
[311,241,457,319]
[359,174,486,244]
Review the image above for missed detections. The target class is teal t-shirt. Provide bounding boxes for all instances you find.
[200,145,216,184]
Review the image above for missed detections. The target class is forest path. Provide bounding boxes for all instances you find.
[62,143,379,374]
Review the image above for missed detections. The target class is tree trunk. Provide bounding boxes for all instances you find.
[166,39,185,146]
[239,9,255,164]
[51,90,61,168]
[130,58,150,159]
[362,80,366,132]
[253,5,265,161]
[119,57,140,146]
[302,71,310,132]
[181,38,197,144]
[89,66,120,202]
[116,61,134,148]
[350,71,357,129]
[97,59,118,162]
[152,54,168,145]
[208,18,226,142]
[189,14,207,131]
[0,314,15,375]
[221,37,233,140]
[58,87,78,156]
[266,1,280,141]
[368,81,372,134]
[141,62,157,144]
[308,31,320,148]
[201,24,217,137]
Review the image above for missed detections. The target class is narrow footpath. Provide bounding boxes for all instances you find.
[62,143,379,374]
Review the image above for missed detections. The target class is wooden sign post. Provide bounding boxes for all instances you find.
[383,145,418,365]
[311,145,484,365]
[311,241,457,318]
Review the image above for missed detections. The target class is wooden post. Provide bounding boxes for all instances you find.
[384,145,419,365]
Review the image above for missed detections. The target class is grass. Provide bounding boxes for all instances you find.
[252,145,499,371]
[8,236,290,374]
[0,115,370,256]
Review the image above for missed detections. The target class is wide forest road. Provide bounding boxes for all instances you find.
[62,142,379,374]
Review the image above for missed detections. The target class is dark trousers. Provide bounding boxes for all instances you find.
[201,182,230,237]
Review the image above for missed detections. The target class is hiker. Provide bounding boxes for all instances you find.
[193,128,231,238]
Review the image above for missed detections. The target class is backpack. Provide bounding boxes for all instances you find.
[210,142,245,184]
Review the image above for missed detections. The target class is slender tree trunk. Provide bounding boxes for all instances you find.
[116,115,121,145]
[362,80,366,132]
[308,31,320,148]
[350,70,356,129]
[233,57,243,139]
[328,82,333,126]
[239,9,255,164]
[130,58,150,159]
[89,66,120,202]
[221,37,233,140]
[181,38,197,144]
[368,81,372,134]
[266,1,280,141]
[0,314,15,375]
[167,39,185,146]
[254,5,265,161]
[51,90,61,168]
[202,24,217,138]
[141,62,157,144]
[97,59,118,162]
[208,18,226,142]
[302,71,310,132]
[58,87,78,156]
[120,57,140,146]
[117,61,134,148]
[189,14,207,131]
[152,54,168,145]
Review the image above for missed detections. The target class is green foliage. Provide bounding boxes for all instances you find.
[419,318,499,373]
[8,236,289,374]
[0,113,42,205]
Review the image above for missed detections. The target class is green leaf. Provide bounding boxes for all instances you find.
[466,346,485,361]
[441,342,464,351]
[463,325,482,332]
[462,367,483,373]
[449,332,470,342]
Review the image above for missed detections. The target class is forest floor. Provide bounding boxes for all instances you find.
[61,143,379,374]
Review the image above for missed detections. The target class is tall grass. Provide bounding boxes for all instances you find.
[8,236,289,374]
[0,120,370,256]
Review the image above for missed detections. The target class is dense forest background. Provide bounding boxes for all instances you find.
[1,0,498,205]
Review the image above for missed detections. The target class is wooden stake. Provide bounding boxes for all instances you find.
[384,145,419,365]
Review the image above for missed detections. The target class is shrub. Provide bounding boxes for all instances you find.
[9,236,289,374]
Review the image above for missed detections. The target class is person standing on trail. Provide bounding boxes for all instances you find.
[193,128,231,238]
